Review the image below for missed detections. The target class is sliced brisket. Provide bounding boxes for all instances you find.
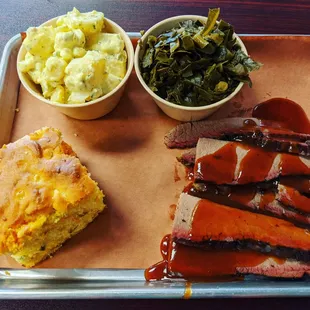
[173,194,310,262]
[189,182,310,228]
[194,138,310,185]
[164,117,310,156]
[179,147,310,167]
[166,235,310,279]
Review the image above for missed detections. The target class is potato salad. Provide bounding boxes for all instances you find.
[18,8,127,104]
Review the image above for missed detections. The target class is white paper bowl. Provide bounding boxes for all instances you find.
[135,15,248,122]
[17,16,134,120]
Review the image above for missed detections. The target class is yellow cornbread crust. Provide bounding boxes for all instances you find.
[0,127,105,267]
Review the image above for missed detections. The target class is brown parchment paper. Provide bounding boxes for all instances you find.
[0,36,310,268]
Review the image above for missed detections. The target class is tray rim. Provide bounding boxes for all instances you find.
[1,32,310,299]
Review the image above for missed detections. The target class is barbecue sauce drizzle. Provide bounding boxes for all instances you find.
[146,98,310,281]
[195,143,238,184]
[195,143,308,185]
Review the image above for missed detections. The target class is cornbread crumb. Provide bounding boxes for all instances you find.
[0,127,105,267]
[15,108,20,112]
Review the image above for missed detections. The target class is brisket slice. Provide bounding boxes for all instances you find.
[167,239,310,279]
[189,183,310,228]
[194,138,310,185]
[173,194,310,262]
[164,117,310,156]
[179,146,310,168]
[177,158,310,196]
[164,118,281,148]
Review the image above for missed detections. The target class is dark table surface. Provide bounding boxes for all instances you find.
[1,0,310,53]
[1,0,310,309]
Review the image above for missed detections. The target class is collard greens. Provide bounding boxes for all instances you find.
[140,8,262,107]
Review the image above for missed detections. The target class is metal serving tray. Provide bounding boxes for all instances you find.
[1,33,310,299]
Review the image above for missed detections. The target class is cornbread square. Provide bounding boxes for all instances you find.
[0,127,105,267]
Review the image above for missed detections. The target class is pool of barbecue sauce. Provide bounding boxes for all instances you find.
[146,98,308,283]
[252,98,310,134]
